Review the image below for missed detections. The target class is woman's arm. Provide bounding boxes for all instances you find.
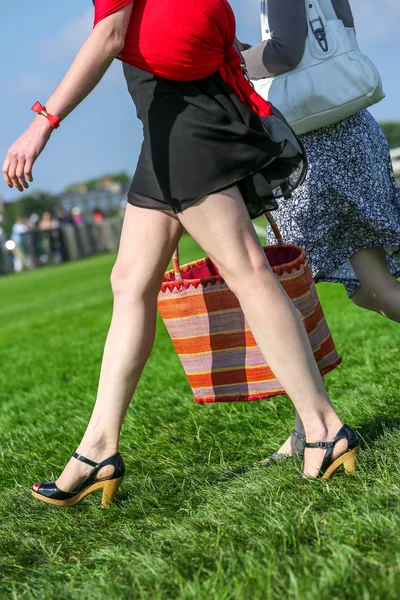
[2,3,133,192]
[241,0,307,79]
[334,0,354,28]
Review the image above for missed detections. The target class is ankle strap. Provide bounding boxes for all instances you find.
[72,452,98,468]
[292,429,306,442]
[304,441,333,449]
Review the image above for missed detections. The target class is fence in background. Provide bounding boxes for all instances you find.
[0,217,123,276]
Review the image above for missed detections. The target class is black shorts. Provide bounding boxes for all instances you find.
[123,63,296,219]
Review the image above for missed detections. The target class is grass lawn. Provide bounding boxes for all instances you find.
[0,234,399,599]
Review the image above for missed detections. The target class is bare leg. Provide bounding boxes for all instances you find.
[177,188,346,477]
[273,247,400,460]
[269,411,305,459]
[52,187,349,488]
[278,247,400,460]
[350,247,400,323]
[56,205,183,491]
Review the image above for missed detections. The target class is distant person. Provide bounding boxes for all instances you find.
[3,0,358,507]
[28,213,40,230]
[93,208,105,223]
[11,217,29,271]
[39,211,59,230]
[71,207,84,226]
[11,217,28,245]
[240,0,400,462]
[57,207,74,226]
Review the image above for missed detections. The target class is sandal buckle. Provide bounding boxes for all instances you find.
[317,441,329,449]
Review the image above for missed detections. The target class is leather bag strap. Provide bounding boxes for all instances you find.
[317,0,337,21]
[260,0,338,43]
[260,0,269,42]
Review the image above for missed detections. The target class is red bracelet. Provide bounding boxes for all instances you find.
[31,101,61,129]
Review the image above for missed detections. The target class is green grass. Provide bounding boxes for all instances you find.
[0,235,400,600]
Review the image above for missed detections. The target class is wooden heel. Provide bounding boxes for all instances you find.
[321,447,360,480]
[32,452,126,508]
[343,447,359,475]
[102,477,124,508]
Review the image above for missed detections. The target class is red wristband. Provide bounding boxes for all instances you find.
[31,101,61,129]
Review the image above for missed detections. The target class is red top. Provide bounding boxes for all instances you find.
[93,0,272,117]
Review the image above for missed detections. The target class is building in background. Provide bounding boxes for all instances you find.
[58,180,129,217]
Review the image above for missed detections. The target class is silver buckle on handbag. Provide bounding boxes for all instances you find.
[310,17,328,52]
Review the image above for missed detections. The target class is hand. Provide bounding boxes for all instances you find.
[2,116,53,192]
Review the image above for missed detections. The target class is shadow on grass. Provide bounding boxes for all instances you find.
[356,415,400,446]
[112,464,253,508]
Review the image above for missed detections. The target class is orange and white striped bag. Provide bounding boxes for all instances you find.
[158,214,341,403]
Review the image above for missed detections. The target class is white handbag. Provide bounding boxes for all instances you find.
[252,0,385,134]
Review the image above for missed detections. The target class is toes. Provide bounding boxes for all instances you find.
[32,483,40,491]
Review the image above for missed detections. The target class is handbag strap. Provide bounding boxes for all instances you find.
[260,0,268,41]
[260,0,338,43]
[172,247,182,281]
[171,211,284,280]
[316,0,337,21]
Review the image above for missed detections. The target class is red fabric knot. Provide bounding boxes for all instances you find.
[219,46,273,118]
[93,0,274,119]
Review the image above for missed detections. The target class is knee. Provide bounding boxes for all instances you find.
[350,287,375,311]
[352,279,400,313]
[214,254,272,297]
[110,264,132,301]
[110,261,160,303]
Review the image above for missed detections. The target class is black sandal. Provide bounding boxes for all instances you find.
[260,429,306,466]
[303,424,359,480]
[32,452,125,507]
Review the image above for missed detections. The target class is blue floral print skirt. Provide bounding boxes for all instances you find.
[270,110,400,296]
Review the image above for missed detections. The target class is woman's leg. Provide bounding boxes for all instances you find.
[271,247,400,460]
[53,186,348,488]
[350,247,400,323]
[177,188,346,477]
[265,411,305,460]
[56,204,183,491]
[266,246,400,460]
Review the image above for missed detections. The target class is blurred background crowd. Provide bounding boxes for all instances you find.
[0,173,129,274]
[2,136,399,276]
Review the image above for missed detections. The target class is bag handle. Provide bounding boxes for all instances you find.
[171,212,284,281]
[315,0,337,21]
[172,248,183,281]
[265,211,284,246]
[260,0,269,42]
[260,0,337,43]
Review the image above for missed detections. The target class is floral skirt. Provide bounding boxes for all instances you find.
[270,110,400,296]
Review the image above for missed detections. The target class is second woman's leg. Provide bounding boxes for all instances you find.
[262,411,305,462]
[265,246,400,461]
[350,247,400,323]
[56,204,183,491]
[177,187,346,477]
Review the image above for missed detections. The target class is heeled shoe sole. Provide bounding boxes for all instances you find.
[320,447,360,480]
[32,476,124,508]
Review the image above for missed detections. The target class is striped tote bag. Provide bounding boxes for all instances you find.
[158,214,341,403]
